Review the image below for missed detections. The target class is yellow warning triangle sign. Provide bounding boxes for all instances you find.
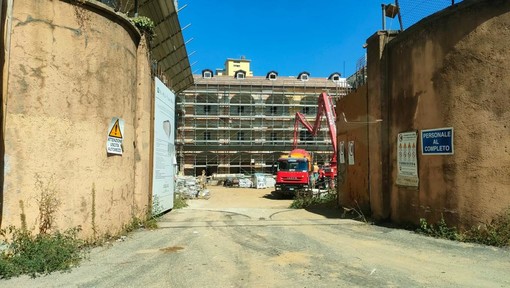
[109,119,123,138]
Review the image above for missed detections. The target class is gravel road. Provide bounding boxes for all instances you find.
[2,186,509,288]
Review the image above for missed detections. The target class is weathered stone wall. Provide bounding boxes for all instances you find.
[359,0,510,227]
[1,0,151,238]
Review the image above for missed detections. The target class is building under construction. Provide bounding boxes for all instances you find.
[176,58,351,176]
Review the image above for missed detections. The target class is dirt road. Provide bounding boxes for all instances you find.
[2,186,509,287]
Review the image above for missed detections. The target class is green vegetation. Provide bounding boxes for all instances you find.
[417,209,510,247]
[289,191,337,209]
[0,175,86,279]
[0,226,85,279]
[173,193,188,210]
[131,16,156,39]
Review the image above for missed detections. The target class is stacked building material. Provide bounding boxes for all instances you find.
[175,176,210,199]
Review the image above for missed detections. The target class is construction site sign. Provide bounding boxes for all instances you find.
[339,141,345,164]
[396,131,418,187]
[106,117,124,155]
[348,141,355,165]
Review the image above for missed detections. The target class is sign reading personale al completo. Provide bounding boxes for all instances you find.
[421,127,454,155]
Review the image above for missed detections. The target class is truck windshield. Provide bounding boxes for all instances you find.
[278,160,308,172]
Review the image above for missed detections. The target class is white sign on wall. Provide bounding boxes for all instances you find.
[152,77,176,212]
[348,141,355,165]
[396,131,419,187]
[106,117,124,155]
[339,141,345,164]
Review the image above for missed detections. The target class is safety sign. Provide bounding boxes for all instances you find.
[396,131,418,187]
[107,117,124,155]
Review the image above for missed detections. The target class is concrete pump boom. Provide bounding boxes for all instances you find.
[292,91,337,165]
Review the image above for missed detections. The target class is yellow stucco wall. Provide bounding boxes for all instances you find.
[2,0,152,238]
[225,59,253,76]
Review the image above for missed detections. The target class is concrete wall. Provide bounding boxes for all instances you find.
[347,0,510,228]
[1,0,152,238]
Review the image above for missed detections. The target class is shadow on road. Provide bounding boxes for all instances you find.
[262,191,294,200]
[304,206,345,219]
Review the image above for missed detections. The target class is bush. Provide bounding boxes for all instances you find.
[0,226,86,279]
[289,192,337,209]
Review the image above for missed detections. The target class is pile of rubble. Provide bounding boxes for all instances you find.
[175,176,210,199]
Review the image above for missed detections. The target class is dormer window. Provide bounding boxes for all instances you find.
[297,71,310,82]
[266,71,278,81]
[202,69,213,78]
[235,70,246,79]
[328,72,341,82]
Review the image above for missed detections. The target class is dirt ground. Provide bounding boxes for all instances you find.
[2,185,510,287]
[188,185,293,209]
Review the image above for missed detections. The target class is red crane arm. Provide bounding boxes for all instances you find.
[292,92,337,165]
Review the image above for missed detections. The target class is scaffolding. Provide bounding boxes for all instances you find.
[176,75,351,176]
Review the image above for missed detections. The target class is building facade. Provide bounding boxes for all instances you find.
[177,59,351,176]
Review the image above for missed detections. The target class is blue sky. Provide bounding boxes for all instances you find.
[177,1,401,78]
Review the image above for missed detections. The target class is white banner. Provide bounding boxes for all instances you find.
[396,131,419,187]
[152,78,176,212]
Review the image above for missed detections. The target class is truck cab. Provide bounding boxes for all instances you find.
[274,149,312,195]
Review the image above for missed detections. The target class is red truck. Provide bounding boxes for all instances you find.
[274,91,338,195]
[274,148,314,195]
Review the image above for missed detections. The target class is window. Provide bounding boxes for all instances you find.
[202,69,213,78]
[235,70,246,79]
[270,106,278,115]
[302,107,310,114]
[269,73,277,80]
[204,105,212,114]
[237,106,245,114]
[299,131,313,143]
[278,160,308,172]
[297,72,310,81]
[328,72,341,82]
[204,131,211,141]
[237,132,245,141]
[266,71,278,80]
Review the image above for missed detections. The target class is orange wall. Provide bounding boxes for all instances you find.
[336,85,371,213]
[1,1,152,238]
[356,0,510,227]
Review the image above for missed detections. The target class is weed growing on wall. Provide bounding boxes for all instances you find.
[417,216,459,241]
[462,208,510,247]
[34,174,61,234]
[0,175,86,279]
[417,208,510,247]
[131,16,156,40]
[0,226,85,279]
[91,183,97,240]
[173,193,188,210]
